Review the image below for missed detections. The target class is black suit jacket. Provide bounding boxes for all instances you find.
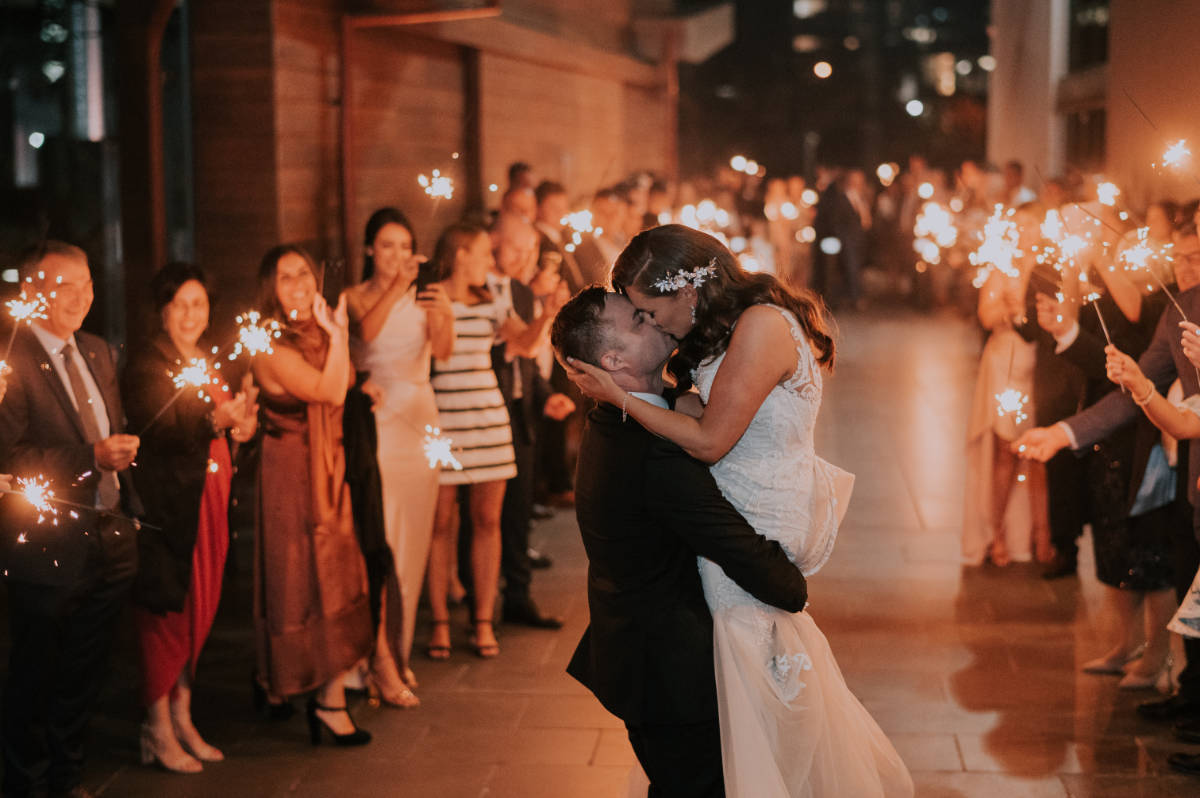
[491,279,551,445]
[121,334,222,613]
[537,228,586,295]
[568,403,809,726]
[0,327,141,588]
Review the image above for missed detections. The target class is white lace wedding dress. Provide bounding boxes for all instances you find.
[668,305,913,797]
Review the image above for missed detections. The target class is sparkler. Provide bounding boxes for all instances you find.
[1,475,160,530]
[1097,182,1120,207]
[0,291,49,371]
[139,357,218,436]
[422,425,463,471]
[227,311,283,360]
[970,205,1022,285]
[418,170,454,200]
[1161,140,1192,171]
[994,387,1029,425]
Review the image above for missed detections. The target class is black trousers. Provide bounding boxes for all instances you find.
[501,405,536,605]
[1177,504,1200,703]
[2,523,135,797]
[625,719,724,798]
[1045,449,1089,563]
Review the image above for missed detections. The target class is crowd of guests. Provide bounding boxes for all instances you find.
[0,158,686,794]
[952,165,1200,776]
[8,148,1200,793]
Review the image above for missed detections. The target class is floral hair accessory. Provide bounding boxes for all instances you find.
[651,257,717,293]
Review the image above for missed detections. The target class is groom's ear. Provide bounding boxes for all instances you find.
[598,350,624,372]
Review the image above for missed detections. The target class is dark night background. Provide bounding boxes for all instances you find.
[677,0,991,178]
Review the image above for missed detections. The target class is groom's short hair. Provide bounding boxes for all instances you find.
[551,285,614,367]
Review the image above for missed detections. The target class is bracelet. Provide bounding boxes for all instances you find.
[621,392,629,422]
[1132,381,1156,406]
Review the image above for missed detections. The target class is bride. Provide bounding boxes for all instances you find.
[567,225,912,797]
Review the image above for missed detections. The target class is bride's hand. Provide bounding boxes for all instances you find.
[564,357,624,405]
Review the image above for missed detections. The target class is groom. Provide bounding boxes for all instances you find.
[551,287,810,796]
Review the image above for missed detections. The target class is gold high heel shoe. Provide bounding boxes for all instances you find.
[139,722,203,774]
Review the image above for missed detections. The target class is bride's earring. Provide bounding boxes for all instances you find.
[690,304,697,324]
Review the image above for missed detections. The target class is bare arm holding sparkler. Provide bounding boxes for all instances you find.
[253,295,354,405]
[1105,345,1200,439]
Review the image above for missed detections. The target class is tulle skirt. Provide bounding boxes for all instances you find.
[712,605,913,798]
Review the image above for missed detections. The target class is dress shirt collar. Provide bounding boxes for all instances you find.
[631,390,669,409]
[30,322,78,358]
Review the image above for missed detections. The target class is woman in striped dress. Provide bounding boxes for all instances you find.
[427,222,518,658]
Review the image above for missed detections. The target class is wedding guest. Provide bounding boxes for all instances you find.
[427,223,517,659]
[507,161,535,193]
[501,187,536,224]
[0,242,141,797]
[963,207,1051,565]
[343,208,454,707]
[1015,234,1200,775]
[251,245,372,746]
[533,181,585,293]
[1037,263,1182,689]
[123,263,258,771]
[489,215,573,628]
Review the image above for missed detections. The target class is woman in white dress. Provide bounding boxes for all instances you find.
[344,208,455,706]
[567,224,913,797]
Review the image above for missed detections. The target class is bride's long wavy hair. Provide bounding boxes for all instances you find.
[610,224,835,391]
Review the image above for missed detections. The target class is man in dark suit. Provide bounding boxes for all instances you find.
[550,287,809,796]
[0,242,141,798]
[489,216,573,628]
[1015,233,1200,776]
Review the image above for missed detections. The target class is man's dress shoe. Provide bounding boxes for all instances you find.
[503,598,564,629]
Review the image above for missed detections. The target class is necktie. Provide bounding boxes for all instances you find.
[59,343,119,509]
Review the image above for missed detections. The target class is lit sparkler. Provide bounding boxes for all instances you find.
[1,291,50,369]
[994,388,1029,425]
[1161,140,1192,170]
[172,358,214,398]
[17,476,57,526]
[227,311,282,360]
[418,170,454,200]
[2,475,160,530]
[970,205,1022,283]
[1097,181,1120,206]
[422,425,463,471]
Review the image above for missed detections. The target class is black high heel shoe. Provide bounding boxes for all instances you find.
[306,698,371,746]
[251,673,295,721]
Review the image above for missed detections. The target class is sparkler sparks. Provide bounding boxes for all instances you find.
[227,311,282,360]
[422,426,463,471]
[17,476,57,525]
[994,388,1029,425]
[6,294,48,325]
[171,358,213,398]
[1097,182,1120,206]
[418,170,454,200]
[970,206,1023,281]
[1161,140,1192,170]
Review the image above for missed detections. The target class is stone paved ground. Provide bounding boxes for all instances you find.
[9,309,1200,797]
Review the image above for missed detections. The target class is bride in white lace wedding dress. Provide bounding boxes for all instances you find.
[688,306,912,797]
[568,225,913,797]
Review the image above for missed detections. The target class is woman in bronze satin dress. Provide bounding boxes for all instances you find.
[251,245,373,746]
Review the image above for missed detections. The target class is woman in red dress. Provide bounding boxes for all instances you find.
[123,263,258,772]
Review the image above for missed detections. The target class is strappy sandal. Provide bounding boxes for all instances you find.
[426,619,451,660]
[470,618,500,659]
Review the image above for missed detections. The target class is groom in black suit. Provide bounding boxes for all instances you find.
[0,242,141,798]
[551,287,810,797]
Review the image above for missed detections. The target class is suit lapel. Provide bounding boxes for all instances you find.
[24,330,90,442]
